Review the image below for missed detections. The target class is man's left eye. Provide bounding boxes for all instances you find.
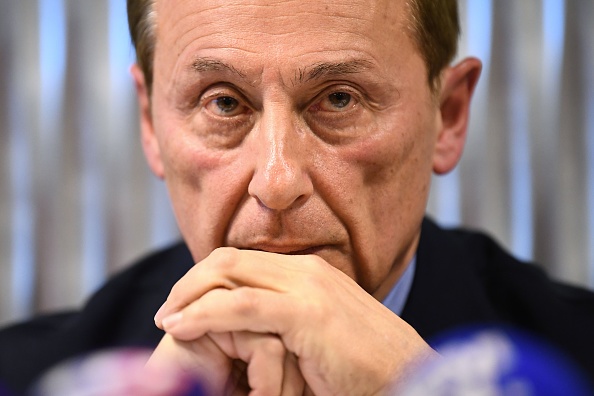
[328,92,352,108]
[314,91,357,112]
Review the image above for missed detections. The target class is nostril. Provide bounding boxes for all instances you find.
[248,166,313,211]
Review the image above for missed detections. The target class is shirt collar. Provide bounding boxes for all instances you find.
[381,255,416,316]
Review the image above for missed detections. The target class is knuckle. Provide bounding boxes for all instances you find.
[208,247,240,272]
[305,253,328,268]
[231,287,259,316]
[300,270,328,292]
[303,297,326,322]
[299,254,330,278]
[184,301,205,323]
[260,336,284,357]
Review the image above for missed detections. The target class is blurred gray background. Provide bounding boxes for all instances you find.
[0,0,593,326]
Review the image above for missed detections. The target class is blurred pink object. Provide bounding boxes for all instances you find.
[31,348,205,396]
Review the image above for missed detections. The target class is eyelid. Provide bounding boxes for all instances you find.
[199,84,248,106]
[198,84,255,117]
[309,84,363,112]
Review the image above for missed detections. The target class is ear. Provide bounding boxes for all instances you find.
[131,64,165,179]
[432,57,482,174]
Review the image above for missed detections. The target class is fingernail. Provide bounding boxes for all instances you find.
[154,302,167,325]
[162,312,182,330]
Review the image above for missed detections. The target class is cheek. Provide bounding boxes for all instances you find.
[329,109,436,287]
[337,112,434,197]
[155,105,252,194]
[158,122,218,183]
[365,117,434,224]
[154,113,254,260]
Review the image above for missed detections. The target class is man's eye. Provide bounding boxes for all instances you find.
[313,91,356,112]
[205,96,245,116]
[328,92,352,108]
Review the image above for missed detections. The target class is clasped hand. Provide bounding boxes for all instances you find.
[148,248,436,395]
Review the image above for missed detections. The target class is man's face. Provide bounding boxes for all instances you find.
[142,0,443,297]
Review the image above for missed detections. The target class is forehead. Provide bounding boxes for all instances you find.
[153,0,414,73]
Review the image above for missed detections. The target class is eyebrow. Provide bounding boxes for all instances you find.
[191,57,250,82]
[297,59,375,84]
[190,56,375,86]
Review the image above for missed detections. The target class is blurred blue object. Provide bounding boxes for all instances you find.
[396,326,593,396]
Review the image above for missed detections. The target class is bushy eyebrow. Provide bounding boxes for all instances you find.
[296,59,375,84]
[191,57,251,82]
[190,56,375,87]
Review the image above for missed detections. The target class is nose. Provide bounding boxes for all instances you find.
[247,110,313,211]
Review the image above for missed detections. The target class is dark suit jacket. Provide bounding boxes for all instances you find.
[1,218,593,393]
